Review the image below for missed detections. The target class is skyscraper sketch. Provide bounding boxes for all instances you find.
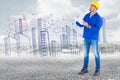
[31,27,37,56]
[38,18,50,56]
[19,18,23,34]
[4,36,11,56]
[50,40,57,56]
[102,17,107,43]
[4,35,17,56]
[14,33,21,55]
[60,25,71,49]
[70,29,78,48]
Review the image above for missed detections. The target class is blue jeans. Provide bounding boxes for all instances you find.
[83,38,100,70]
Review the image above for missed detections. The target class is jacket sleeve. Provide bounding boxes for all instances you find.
[89,17,103,33]
[76,21,84,27]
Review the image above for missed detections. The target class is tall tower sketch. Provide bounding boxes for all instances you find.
[4,35,17,56]
[38,18,42,54]
[14,33,20,55]
[19,18,23,34]
[60,25,70,49]
[51,40,57,56]
[4,36,11,56]
[31,27,37,56]
[38,18,50,56]
[71,29,78,48]
[39,28,50,56]
[102,17,107,43]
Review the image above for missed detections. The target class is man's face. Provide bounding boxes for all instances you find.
[89,5,97,12]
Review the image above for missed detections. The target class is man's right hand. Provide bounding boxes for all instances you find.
[82,21,91,29]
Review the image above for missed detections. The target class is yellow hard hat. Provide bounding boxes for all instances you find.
[91,1,99,9]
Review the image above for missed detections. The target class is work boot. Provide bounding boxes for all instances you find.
[78,69,88,75]
[93,70,100,76]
